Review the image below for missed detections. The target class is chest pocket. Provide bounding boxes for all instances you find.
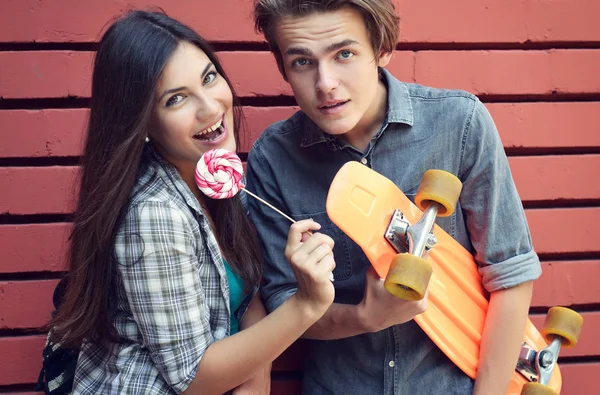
[291,211,353,281]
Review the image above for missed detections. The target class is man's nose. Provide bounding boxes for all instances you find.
[315,64,339,94]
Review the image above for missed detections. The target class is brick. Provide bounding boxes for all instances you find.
[0,280,58,329]
[415,50,600,95]
[0,167,79,215]
[0,109,88,158]
[533,261,600,308]
[0,224,70,273]
[560,362,600,395]
[526,208,600,255]
[0,52,93,99]
[488,102,600,150]
[0,336,45,386]
[399,0,600,43]
[508,155,600,202]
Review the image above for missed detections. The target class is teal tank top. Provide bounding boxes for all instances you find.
[223,260,245,335]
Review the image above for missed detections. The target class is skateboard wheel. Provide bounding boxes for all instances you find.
[415,170,462,217]
[521,382,558,395]
[384,254,432,301]
[541,306,583,348]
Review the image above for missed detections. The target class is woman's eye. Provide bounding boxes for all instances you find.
[166,94,185,107]
[338,50,354,59]
[291,58,310,67]
[203,71,217,85]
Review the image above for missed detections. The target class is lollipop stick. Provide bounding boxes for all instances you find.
[242,188,332,280]
[242,188,296,224]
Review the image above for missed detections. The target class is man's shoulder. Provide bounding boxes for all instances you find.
[397,82,483,124]
[257,110,306,138]
[404,82,479,105]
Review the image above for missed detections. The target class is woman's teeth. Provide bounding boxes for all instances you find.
[193,118,224,140]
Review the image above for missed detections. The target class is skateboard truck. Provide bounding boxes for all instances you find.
[517,338,561,385]
[385,208,438,258]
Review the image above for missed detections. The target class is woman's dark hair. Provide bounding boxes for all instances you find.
[51,10,262,349]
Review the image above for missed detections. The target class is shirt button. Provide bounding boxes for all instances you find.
[388,360,395,368]
[360,157,368,165]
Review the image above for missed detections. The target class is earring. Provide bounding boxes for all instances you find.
[145,137,150,143]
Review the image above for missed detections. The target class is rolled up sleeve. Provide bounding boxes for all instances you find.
[115,201,212,393]
[459,99,542,292]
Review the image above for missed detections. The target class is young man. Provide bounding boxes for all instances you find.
[247,1,542,394]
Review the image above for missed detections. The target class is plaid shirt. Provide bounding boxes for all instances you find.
[73,145,247,394]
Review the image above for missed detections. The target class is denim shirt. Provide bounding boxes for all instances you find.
[246,69,542,394]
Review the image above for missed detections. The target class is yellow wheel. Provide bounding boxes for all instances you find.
[415,170,462,217]
[541,306,583,347]
[384,254,432,301]
[521,382,558,395]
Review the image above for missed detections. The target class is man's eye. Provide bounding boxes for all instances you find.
[166,94,185,107]
[203,72,217,85]
[338,50,354,59]
[292,58,310,67]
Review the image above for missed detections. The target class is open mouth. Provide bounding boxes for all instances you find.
[193,116,225,142]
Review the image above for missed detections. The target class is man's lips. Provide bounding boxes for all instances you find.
[318,100,349,109]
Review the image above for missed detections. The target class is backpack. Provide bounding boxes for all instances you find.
[35,278,78,394]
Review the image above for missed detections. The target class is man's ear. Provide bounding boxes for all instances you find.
[378,51,393,68]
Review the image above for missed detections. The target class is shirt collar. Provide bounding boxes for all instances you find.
[301,68,414,148]
[144,143,204,216]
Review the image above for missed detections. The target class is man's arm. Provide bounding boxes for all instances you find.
[460,99,542,394]
[473,281,533,395]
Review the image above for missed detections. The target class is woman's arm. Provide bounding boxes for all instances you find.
[183,219,335,395]
[231,295,271,395]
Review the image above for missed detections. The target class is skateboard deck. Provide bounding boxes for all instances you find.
[326,161,561,394]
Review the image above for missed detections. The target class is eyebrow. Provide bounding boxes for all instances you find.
[158,62,214,100]
[284,39,359,57]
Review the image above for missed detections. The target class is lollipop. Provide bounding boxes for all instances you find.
[195,149,295,222]
[195,149,244,199]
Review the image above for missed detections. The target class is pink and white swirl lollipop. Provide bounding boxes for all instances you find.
[195,149,244,199]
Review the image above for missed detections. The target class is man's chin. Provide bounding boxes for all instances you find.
[314,120,355,137]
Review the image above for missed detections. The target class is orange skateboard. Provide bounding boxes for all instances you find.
[326,161,583,395]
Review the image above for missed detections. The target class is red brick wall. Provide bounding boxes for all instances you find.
[1,1,599,394]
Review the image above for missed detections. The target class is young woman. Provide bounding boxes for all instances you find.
[49,10,335,394]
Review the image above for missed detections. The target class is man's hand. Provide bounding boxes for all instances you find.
[231,365,271,395]
[358,267,428,332]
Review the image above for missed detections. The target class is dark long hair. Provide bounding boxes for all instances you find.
[51,10,262,349]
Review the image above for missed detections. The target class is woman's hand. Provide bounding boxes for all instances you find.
[285,219,336,320]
